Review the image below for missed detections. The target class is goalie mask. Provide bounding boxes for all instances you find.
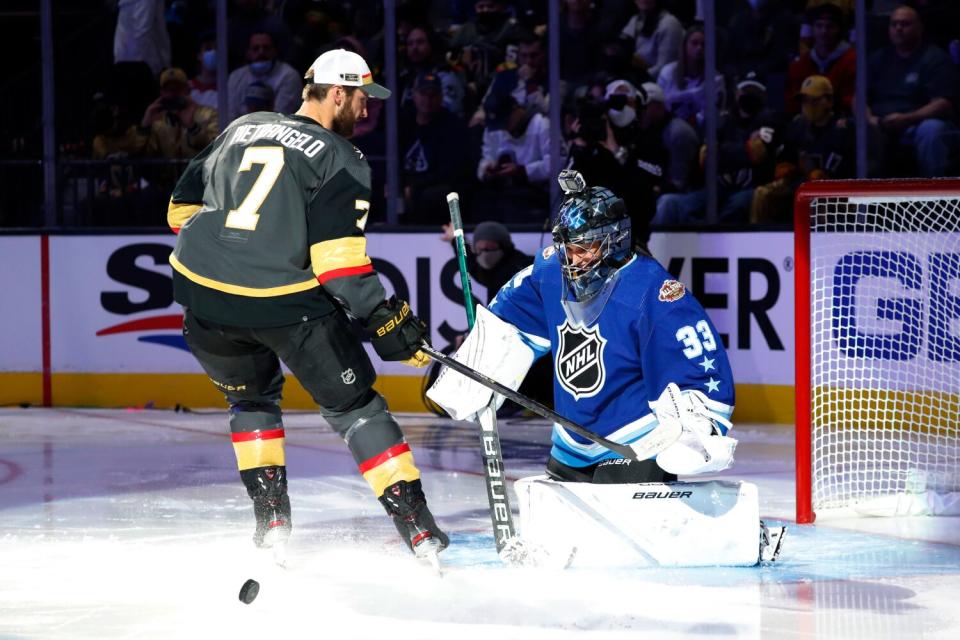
[553,175,632,314]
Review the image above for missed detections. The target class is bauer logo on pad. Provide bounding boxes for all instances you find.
[555,320,607,400]
[658,279,685,302]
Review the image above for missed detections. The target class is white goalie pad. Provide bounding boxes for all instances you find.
[515,476,762,567]
[426,305,536,421]
[652,383,737,475]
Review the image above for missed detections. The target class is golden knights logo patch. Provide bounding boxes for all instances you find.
[658,279,685,302]
[555,320,607,400]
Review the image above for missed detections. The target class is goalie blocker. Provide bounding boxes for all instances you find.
[516,477,784,567]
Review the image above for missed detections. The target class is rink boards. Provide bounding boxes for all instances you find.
[0,231,795,422]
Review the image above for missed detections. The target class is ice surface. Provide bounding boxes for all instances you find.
[1,408,959,639]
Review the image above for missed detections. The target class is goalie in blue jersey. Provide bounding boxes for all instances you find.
[431,169,736,481]
[429,171,784,566]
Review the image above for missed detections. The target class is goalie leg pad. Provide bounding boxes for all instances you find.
[426,305,536,421]
[515,476,763,567]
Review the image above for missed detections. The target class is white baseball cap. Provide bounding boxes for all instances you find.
[306,49,391,99]
[640,82,665,105]
[604,79,638,100]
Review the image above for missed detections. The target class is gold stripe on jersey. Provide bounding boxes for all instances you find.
[310,237,372,276]
[169,253,320,297]
[167,200,202,231]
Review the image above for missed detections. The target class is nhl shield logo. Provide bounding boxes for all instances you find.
[555,320,607,399]
[341,368,356,384]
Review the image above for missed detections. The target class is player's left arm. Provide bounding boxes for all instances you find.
[307,163,427,367]
[166,134,220,233]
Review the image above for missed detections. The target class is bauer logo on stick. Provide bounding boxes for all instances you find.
[658,280,686,302]
[555,320,607,399]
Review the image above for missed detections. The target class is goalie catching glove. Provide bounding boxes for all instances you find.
[652,383,737,475]
[366,296,430,368]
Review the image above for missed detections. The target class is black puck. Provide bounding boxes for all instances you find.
[239,578,260,604]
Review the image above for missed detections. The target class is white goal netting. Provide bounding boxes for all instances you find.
[808,193,960,514]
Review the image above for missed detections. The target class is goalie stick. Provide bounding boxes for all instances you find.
[446,192,517,554]
[421,343,683,462]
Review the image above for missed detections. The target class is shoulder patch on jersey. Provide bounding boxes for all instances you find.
[555,320,607,400]
[658,279,685,303]
[542,245,555,259]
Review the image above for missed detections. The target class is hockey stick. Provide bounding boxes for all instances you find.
[446,192,517,553]
[420,343,682,462]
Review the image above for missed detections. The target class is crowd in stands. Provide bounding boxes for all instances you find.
[86,0,960,230]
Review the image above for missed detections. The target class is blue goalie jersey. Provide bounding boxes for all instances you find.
[489,248,735,468]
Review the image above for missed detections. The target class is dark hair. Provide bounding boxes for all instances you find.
[405,24,445,63]
[517,33,545,49]
[806,3,847,29]
[248,30,275,47]
[673,25,705,90]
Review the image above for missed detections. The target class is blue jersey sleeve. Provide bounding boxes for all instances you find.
[488,261,551,355]
[639,298,736,432]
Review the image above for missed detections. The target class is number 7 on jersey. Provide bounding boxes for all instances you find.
[224,146,285,231]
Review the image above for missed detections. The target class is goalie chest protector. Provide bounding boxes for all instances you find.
[489,250,735,466]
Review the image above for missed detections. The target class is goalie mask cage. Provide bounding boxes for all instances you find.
[794,179,960,523]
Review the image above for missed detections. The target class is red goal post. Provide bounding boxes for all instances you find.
[794,179,960,524]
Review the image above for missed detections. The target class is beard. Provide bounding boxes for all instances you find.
[331,102,359,138]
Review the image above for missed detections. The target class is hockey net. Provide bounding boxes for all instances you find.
[794,180,960,523]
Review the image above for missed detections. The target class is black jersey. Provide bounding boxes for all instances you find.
[167,111,386,327]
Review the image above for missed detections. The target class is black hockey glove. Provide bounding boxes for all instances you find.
[367,297,430,368]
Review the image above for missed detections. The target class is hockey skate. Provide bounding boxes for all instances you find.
[241,466,292,566]
[379,479,449,572]
[759,520,786,563]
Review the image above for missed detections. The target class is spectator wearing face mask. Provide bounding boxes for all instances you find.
[440,221,533,302]
[227,31,303,120]
[565,82,650,250]
[190,33,218,110]
[437,220,552,409]
[751,75,855,223]
[654,72,782,224]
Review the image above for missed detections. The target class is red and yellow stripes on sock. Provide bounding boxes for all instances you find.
[358,442,420,496]
[232,428,286,471]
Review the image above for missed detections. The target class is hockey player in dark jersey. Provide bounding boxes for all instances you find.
[167,49,448,563]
